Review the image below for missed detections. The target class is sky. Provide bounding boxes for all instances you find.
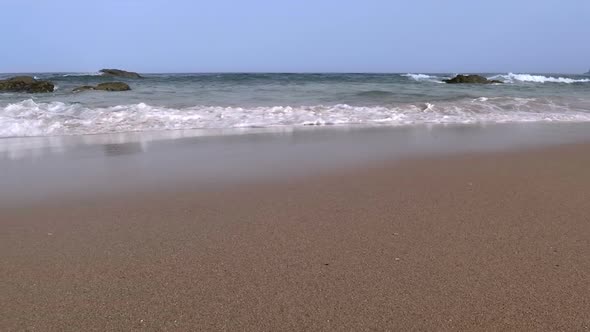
[1,0,589,73]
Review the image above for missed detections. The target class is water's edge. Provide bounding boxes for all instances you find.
[3,123,590,207]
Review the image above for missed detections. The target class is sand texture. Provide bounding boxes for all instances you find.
[2,144,590,331]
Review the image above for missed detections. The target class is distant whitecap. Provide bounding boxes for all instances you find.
[489,73,590,84]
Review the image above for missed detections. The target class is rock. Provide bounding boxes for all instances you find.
[99,69,142,79]
[73,82,131,92]
[28,81,56,93]
[96,82,131,91]
[0,76,55,93]
[7,76,36,84]
[443,74,502,84]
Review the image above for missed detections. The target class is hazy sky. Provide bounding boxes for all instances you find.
[2,0,588,73]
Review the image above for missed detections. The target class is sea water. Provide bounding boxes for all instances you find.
[1,72,589,137]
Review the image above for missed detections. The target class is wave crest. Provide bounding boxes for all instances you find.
[1,98,590,138]
[490,73,590,84]
[402,73,445,83]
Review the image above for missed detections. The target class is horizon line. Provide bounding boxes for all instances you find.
[1,70,588,75]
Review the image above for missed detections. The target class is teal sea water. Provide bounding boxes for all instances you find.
[0,73,589,137]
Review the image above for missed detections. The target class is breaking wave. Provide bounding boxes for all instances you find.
[490,73,590,84]
[402,73,445,83]
[2,98,590,138]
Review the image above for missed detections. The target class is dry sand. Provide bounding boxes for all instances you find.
[2,143,590,331]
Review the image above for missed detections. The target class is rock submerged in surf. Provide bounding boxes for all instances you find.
[443,74,502,84]
[0,76,55,93]
[99,69,142,79]
[73,82,131,92]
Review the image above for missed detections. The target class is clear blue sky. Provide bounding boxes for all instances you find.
[2,0,588,73]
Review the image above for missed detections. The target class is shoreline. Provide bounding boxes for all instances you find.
[2,140,590,330]
[4,122,590,207]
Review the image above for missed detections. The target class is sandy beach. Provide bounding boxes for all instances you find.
[3,0,590,330]
[2,134,590,331]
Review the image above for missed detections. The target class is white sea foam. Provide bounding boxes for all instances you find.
[490,73,590,84]
[402,73,445,83]
[403,73,434,80]
[1,98,590,138]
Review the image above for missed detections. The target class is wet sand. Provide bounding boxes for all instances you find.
[4,122,590,207]
[2,141,590,331]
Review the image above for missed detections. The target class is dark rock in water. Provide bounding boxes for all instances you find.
[73,82,131,92]
[99,69,142,79]
[27,81,55,93]
[8,76,36,84]
[443,74,502,84]
[0,76,55,93]
[96,82,131,91]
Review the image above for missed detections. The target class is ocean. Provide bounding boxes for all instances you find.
[1,72,589,138]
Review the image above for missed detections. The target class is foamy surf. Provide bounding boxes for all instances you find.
[2,98,590,138]
[402,73,446,83]
[489,73,590,84]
